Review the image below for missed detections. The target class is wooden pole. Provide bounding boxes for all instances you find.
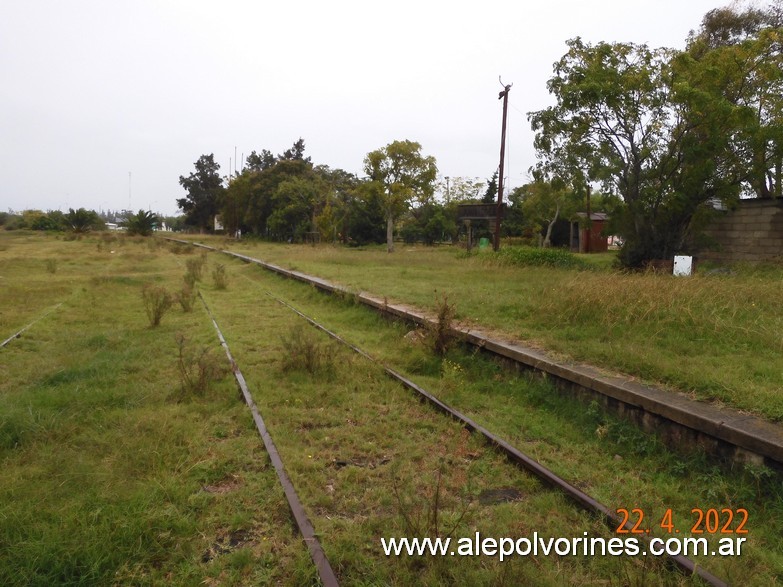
[494,83,511,252]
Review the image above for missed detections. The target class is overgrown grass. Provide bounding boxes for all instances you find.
[533,270,783,418]
[216,255,783,585]
[426,291,459,356]
[174,332,227,399]
[176,282,197,312]
[3,232,781,585]
[212,263,229,290]
[279,325,337,376]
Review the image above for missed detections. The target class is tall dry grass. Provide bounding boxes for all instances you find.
[540,272,781,353]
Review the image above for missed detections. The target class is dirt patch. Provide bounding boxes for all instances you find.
[201,529,252,563]
[331,456,391,469]
[202,475,242,495]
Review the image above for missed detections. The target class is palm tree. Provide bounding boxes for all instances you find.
[65,208,102,233]
[126,210,159,236]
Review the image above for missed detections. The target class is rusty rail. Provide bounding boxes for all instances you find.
[269,293,728,587]
[1,303,63,349]
[198,292,339,587]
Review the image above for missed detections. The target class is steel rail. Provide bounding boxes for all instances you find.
[198,292,339,587]
[1,303,63,349]
[268,293,728,587]
[162,238,783,469]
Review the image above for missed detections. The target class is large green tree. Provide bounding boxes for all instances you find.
[530,4,783,266]
[239,159,312,239]
[278,137,311,162]
[267,174,324,241]
[363,140,438,252]
[481,171,498,204]
[344,182,387,245]
[177,154,224,231]
[437,176,485,203]
[685,3,783,199]
[529,38,750,266]
[312,166,362,244]
[221,140,332,241]
[244,149,276,172]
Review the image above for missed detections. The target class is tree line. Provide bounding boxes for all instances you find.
[0,208,173,236]
[176,138,513,251]
[177,4,781,267]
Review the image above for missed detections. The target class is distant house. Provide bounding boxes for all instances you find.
[570,212,609,253]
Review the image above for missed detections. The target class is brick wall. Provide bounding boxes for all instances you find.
[700,199,783,262]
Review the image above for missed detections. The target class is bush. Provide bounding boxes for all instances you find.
[212,264,228,290]
[426,292,458,356]
[279,326,336,376]
[175,333,226,398]
[185,257,205,283]
[64,208,104,233]
[141,284,173,327]
[176,284,197,312]
[170,242,193,255]
[491,246,589,269]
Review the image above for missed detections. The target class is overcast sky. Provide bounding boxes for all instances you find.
[1,0,728,216]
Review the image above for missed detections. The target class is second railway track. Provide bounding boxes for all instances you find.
[192,250,780,585]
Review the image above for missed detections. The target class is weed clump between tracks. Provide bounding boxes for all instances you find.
[279,325,336,377]
[141,284,173,327]
[174,333,226,398]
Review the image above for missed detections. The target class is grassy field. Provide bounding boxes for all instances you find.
[0,233,314,584]
[190,236,783,423]
[1,231,781,585]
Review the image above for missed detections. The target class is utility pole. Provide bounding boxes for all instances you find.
[494,81,512,251]
[585,184,592,254]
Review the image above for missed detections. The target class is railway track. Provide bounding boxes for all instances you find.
[0,303,62,349]
[197,279,728,585]
[165,238,783,470]
[198,292,339,587]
